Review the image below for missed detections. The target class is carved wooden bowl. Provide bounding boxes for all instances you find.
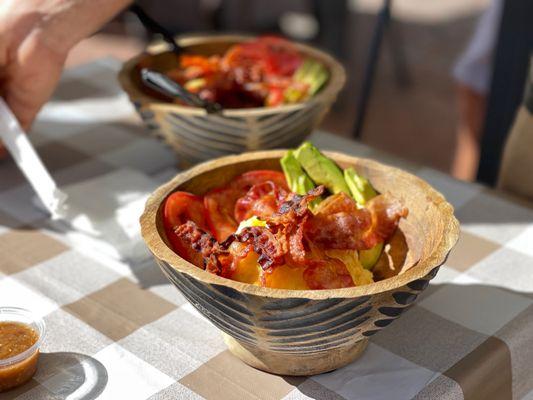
[119,35,345,166]
[140,150,459,376]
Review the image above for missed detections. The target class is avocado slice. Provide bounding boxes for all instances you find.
[281,151,315,195]
[344,168,377,205]
[359,242,384,269]
[281,150,321,209]
[294,142,350,195]
[344,167,383,269]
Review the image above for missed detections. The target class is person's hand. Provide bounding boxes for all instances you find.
[0,1,69,131]
[0,0,132,157]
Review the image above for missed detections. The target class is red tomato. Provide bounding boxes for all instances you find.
[265,87,284,107]
[259,36,303,76]
[222,36,302,81]
[230,170,288,193]
[163,192,208,230]
[180,55,218,75]
[203,170,288,241]
[163,191,209,258]
[204,188,240,242]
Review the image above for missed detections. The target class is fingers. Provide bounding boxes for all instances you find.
[4,34,66,130]
[4,89,38,131]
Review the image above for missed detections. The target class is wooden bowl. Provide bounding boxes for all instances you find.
[119,34,346,167]
[140,151,459,376]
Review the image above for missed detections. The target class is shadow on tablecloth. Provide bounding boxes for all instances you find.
[35,352,108,400]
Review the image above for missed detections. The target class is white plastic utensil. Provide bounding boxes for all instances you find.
[0,98,68,218]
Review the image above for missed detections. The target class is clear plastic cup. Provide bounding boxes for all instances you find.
[0,307,46,392]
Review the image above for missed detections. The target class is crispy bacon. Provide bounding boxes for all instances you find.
[365,193,409,245]
[303,258,355,289]
[174,221,229,274]
[174,187,324,273]
[269,186,325,224]
[286,215,308,265]
[173,185,407,285]
[265,186,325,267]
[222,226,285,269]
[234,181,287,222]
[304,192,407,250]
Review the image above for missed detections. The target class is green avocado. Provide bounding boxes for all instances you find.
[344,167,382,269]
[280,151,315,195]
[344,168,377,205]
[359,242,384,270]
[294,142,350,195]
[281,150,321,209]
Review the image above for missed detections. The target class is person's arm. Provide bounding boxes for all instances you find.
[0,0,132,132]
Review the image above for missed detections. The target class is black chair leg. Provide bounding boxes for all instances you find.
[477,0,533,185]
[386,17,411,88]
[353,0,392,139]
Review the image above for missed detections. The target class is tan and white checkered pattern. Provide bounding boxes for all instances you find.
[1,59,532,400]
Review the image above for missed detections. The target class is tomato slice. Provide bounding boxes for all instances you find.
[259,36,302,77]
[204,187,240,242]
[265,87,284,107]
[163,191,209,258]
[203,170,288,241]
[230,170,288,193]
[163,192,208,230]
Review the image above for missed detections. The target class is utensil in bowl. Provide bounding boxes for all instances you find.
[130,5,223,114]
[119,35,346,166]
[140,150,460,376]
[140,68,222,113]
[130,4,184,55]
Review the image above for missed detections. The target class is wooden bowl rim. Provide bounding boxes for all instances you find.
[118,33,346,117]
[140,150,460,299]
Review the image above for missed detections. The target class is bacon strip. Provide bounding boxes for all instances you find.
[271,186,324,224]
[304,192,407,250]
[366,193,409,245]
[173,186,407,278]
[265,186,324,267]
[173,187,324,273]
[174,221,228,274]
[234,181,287,222]
[222,226,285,269]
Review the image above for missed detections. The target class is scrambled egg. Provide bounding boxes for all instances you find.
[230,250,261,285]
[236,216,267,233]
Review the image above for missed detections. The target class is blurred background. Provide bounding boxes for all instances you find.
[65,0,531,184]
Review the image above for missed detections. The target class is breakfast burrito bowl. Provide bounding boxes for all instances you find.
[140,149,459,376]
[119,34,345,166]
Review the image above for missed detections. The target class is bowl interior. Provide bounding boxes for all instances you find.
[121,34,346,116]
[142,150,459,299]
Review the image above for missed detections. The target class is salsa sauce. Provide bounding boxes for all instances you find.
[0,322,38,359]
[0,322,40,392]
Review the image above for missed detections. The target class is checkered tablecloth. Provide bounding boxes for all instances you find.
[1,58,533,400]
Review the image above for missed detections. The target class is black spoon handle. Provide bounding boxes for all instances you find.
[141,68,222,114]
[130,4,183,55]
[131,4,223,113]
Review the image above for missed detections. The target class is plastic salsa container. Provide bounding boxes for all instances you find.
[0,307,45,392]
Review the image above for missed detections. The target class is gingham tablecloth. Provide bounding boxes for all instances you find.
[1,58,533,400]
